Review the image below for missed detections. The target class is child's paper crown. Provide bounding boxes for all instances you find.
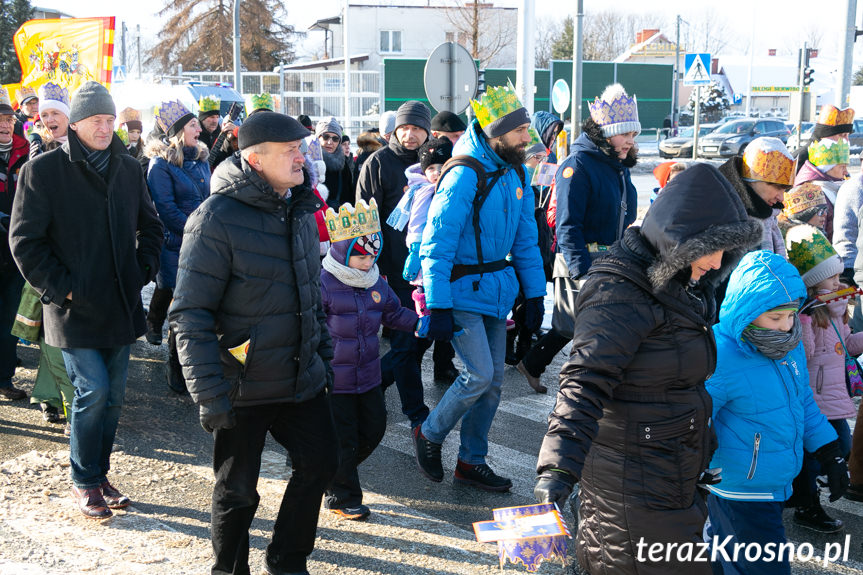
[198,95,221,114]
[808,137,850,166]
[470,81,524,130]
[324,199,381,243]
[588,84,640,135]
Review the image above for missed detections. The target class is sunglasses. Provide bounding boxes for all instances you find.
[319,134,340,142]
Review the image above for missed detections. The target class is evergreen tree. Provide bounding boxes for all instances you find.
[0,0,34,84]
[687,80,730,123]
[854,64,863,86]
[550,16,573,61]
[149,0,296,74]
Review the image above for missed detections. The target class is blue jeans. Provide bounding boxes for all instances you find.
[421,311,506,464]
[61,346,130,488]
[0,268,24,387]
[706,494,790,575]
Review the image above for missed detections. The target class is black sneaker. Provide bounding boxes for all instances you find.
[330,504,371,521]
[40,403,61,423]
[845,483,863,502]
[433,365,459,385]
[793,501,844,533]
[454,461,512,492]
[413,426,443,482]
[145,324,162,346]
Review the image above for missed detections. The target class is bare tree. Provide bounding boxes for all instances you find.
[683,8,736,56]
[535,16,561,69]
[441,1,516,68]
[581,10,656,61]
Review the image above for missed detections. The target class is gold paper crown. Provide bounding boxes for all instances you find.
[808,137,850,166]
[469,82,524,129]
[198,96,220,113]
[0,87,11,109]
[118,107,141,125]
[818,105,854,127]
[783,182,826,218]
[742,139,796,186]
[15,86,36,105]
[324,199,381,243]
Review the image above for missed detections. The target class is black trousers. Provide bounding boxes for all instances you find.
[146,285,173,330]
[521,329,570,378]
[325,386,387,509]
[210,391,338,575]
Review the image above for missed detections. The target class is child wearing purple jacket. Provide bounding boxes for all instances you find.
[320,199,423,520]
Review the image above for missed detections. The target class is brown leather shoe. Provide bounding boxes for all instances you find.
[100,480,131,509]
[70,485,112,519]
[0,385,27,400]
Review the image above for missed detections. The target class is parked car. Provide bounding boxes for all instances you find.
[786,121,815,152]
[697,118,791,158]
[658,124,717,158]
[849,119,863,155]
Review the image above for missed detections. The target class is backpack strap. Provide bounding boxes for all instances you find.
[436,155,509,290]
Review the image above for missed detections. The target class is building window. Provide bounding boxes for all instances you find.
[380,30,402,53]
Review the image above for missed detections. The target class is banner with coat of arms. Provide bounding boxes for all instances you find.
[12,17,115,97]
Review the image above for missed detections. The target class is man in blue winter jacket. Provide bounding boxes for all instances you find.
[412,85,546,491]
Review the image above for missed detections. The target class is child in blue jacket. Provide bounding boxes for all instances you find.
[706,250,849,574]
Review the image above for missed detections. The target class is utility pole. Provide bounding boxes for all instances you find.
[136,24,141,80]
[570,0,583,137]
[797,43,807,139]
[672,15,680,133]
[515,0,535,115]
[121,22,127,69]
[233,0,241,92]
[838,0,858,107]
[343,0,351,135]
[279,61,285,113]
[692,85,701,160]
[745,18,755,116]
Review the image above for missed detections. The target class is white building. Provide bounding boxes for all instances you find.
[307,1,518,71]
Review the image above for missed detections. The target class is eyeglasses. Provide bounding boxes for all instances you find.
[814,207,828,216]
[319,134,340,142]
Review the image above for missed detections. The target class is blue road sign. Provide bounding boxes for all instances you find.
[683,53,711,86]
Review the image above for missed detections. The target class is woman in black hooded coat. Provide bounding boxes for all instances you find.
[534,163,763,575]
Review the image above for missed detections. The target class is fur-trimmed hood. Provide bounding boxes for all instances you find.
[144,137,209,164]
[638,163,763,290]
[718,155,777,219]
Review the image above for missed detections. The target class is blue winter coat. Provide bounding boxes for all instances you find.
[530,111,563,163]
[321,269,418,394]
[555,131,637,279]
[708,250,838,502]
[420,120,546,317]
[147,143,210,289]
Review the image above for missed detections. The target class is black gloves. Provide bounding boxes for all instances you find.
[427,308,461,341]
[199,395,236,433]
[524,297,544,333]
[815,440,850,502]
[534,469,577,505]
[324,362,334,394]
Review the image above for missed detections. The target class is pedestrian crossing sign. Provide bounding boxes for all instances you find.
[684,53,711,86]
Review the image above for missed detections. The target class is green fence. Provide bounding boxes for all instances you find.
[383,58,673,130]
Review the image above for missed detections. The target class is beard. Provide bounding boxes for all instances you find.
[491,138,526,167]
[322,147,346,172]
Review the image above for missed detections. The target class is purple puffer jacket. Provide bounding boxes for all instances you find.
[321,270,418,394]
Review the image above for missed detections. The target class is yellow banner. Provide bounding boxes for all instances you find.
[12,17,115,97]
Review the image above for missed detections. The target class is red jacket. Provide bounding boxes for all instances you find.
[1,134,29,271]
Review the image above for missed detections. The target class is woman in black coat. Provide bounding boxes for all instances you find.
[534,163,763,575]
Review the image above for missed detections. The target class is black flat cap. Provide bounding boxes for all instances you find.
[238,111,311,150]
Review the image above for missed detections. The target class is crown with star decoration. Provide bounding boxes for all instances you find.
[198,95,220,114]
[808,137,849,167]
[470,81,524,130]
[324,199,381,243]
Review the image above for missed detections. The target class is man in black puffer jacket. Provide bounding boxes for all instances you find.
[169,112,337,575]
[535,164,763,575]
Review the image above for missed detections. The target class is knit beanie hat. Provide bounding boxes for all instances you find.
[155,100,195,138]
[297,114,313,130]
[588,83,641,138]
[431,110,467,133]
[395,100,431,135]
[69,81,116,124]
[812,105,854,139]
[785,224,843,287]
[419,136,453,172]
[741,137,795,186]
[315,116,343,140]
[118,107,143,132]
[37,82,70,119]
[379,110,397,135]
[238,111,310,149]
[469,82,530,139]
[782,182,826,222]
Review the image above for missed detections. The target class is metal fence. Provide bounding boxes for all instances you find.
[181,70,382,135]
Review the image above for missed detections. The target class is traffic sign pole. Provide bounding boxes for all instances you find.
[693,85,701,160]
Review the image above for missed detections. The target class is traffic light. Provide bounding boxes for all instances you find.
[803,67,814,86]
[476,69,486,96]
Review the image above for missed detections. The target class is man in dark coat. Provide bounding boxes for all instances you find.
[10,81,164,519]
[534,164,763,575]
[0,87,30,400]
[169,111,338,575]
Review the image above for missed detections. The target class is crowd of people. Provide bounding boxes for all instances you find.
[0,75,861,575]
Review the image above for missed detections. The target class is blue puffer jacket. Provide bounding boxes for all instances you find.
[708,250,837,502]
[420,120,546,317]
[147,142,210,289]
[555,129,637,279]
[530,111,563,163]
